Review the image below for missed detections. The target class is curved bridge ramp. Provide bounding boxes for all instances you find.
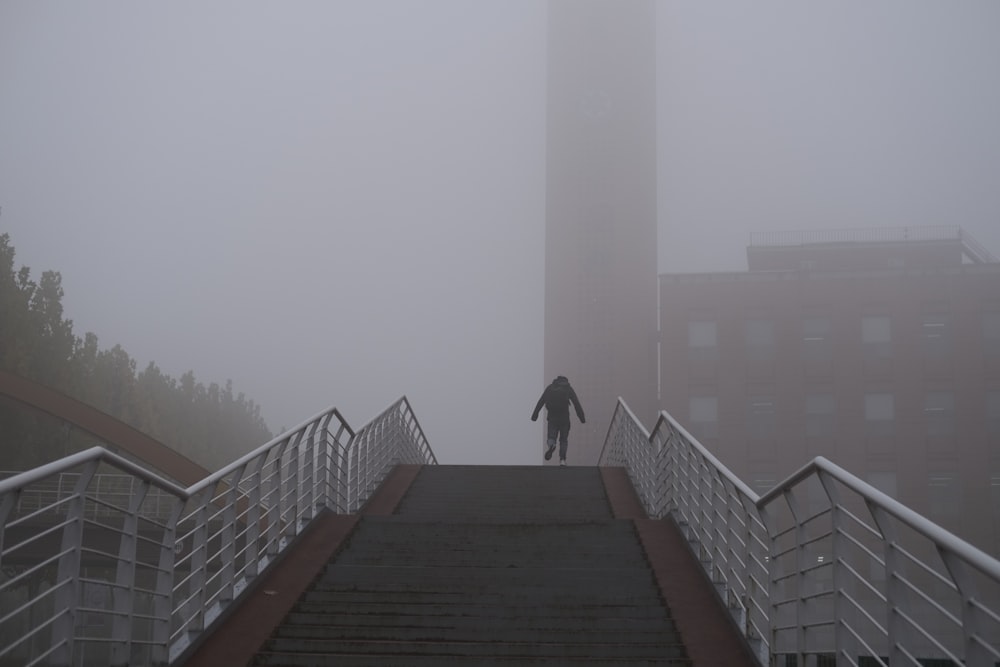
[0,368,211,484]
[186,465,755,666]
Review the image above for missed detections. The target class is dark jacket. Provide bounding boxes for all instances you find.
[531,376,585,426]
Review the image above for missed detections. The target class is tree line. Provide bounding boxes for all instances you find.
[0,232,273,472]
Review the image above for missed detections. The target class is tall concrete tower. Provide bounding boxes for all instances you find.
[544,0,658,463]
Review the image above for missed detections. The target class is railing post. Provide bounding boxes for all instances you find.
[286,430,303,534]
[389,409,402,465]
[182,487,214,640]
[155,499,184,666]
[657,428,672,519]
[242,457,266,580]
[939,550,989,666]
[693,452,711,560]
[868,503,904,665]
[218,467,246,607]
[349,432,364,513]
[708,469,725,595]
[744,495,770,664]
[301,423,317,523]
[783,487,808,666]
[315,414,335,511]
[759,501,781,666]
[265,439,289,559]
[818,470,854,667]
[51,460,97,666]
[110,478,151,667]
[336,432,352,514]
[0,488,15,561]
[659,428,674,519]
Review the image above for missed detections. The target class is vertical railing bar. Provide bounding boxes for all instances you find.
[217,465,246,608]
[110,478,151,666]
[51,460,98,665]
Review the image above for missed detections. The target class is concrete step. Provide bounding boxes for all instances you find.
[289,600,672,621]
[253,651,691,666]
[257,638,689,660]
[269,622,679,644]
[282,609,677,631]
[393,465,615,523]
[317,563,659,592]
[297,591,666,610]
[248,465,692,666]
[324,520,654,573]
[297,588,669,606]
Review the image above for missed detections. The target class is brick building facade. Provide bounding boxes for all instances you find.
[659,227,1000,555]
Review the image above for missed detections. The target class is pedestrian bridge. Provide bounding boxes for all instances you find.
[2,395,999,666]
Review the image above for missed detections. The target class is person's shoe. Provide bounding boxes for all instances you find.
[544,443,556,461]
[560,459,566,466]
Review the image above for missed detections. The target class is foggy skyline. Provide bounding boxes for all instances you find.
[2,2,998,465]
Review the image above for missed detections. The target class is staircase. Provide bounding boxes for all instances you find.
[249,465,692,666]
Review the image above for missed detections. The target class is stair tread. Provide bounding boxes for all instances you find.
[250,465,692,666]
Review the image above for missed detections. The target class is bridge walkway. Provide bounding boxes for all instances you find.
[183,465,756,666]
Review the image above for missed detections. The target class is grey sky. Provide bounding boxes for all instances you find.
[2,2,998,465]
[658,2,1000,271]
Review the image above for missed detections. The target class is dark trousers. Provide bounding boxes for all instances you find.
[547,421,570,460]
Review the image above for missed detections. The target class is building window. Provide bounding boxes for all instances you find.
[865,393,894,420]
[862,315,892,362]
[746,319,775,363]
[687,319,719,371]
[752,476,776,495]
[924,391,955,436]
[867,471,898,499]
[984,312,1000,340]
[746,319,775,347]
[862,315,891,343]
[991,474,1000,515]
[747,394,775,439]
[865,392,894,434]
[689,396,718,439]
[985,312,1000,358]
[992,475,1000,550]
[803,317,830,342]
[802,317,831,358]
[922,314,951,358]
[987,392,1000,436]
[805,393,836,438]
[688,320,717,348]
[928,473,961,519]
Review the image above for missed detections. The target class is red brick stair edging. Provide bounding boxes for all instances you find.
[601,467,759,667]
[181,464,423,666]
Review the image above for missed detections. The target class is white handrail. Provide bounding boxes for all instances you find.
[599,397,1000,666]
[0,396,436,667]
[758,456,1000,585]
[0,448,186,497]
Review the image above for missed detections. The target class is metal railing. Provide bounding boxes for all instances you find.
[599,397,1000,666]
[749,226,966,248]
[748,225,998,264]
[0,396,435,667]
[0,471,180,522]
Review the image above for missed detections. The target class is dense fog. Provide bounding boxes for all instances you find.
[2,2,997,464]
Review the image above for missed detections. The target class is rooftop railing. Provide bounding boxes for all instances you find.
[748,225,998,263]
[600,397,1000,666]
[749,226,965,248]
[0,396,435,667]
